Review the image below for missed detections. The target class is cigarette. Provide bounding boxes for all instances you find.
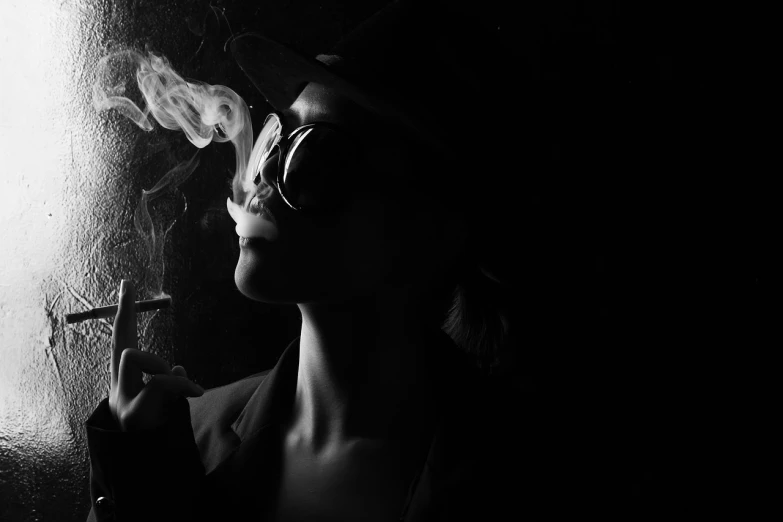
[65,297,171,324]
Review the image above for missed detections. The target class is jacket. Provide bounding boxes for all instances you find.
[84,331,539,521]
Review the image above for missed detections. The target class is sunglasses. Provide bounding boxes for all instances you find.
[250,112,368,213]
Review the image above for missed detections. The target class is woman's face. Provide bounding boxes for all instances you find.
[234,82,469,305]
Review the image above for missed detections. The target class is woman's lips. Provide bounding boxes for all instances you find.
[226,197,279,241]
[238,236,268,248]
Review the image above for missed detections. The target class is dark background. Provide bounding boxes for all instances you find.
[0,1,768,520]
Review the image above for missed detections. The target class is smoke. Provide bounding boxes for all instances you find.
[93,48,254,297]
[133,151,200,298]
[92,49,252,168]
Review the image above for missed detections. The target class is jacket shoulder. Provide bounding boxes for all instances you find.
[187,370,271,473]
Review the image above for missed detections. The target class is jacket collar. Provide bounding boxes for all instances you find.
[230,336,301,442]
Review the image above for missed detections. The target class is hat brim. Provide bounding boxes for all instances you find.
[230,33,350,112]
[230,33,448,151]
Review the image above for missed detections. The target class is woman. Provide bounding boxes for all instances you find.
[86,2,528,521]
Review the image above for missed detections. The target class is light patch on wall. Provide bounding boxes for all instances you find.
[0,0,93,462]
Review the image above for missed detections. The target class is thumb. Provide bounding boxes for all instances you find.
[171,365,187,379]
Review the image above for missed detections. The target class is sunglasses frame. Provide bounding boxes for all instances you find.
[253,112,365,214]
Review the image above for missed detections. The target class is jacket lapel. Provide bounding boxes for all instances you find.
[196,338,300,519]
[230,337,300,442]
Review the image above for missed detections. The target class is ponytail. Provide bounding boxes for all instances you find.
[441,262,512,376]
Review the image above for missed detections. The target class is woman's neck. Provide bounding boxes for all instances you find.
[289,291,441,455]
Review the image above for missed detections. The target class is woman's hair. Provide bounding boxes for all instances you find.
[442,263,512,376]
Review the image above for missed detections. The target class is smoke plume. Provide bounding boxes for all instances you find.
[92,49,253,296]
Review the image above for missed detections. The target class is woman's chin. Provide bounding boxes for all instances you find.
[234,253,270,301]
[234,254,296,304]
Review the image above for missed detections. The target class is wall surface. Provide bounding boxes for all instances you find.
[0,1,762,521]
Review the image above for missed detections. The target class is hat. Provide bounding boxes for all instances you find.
[230,0,523,286]
[229,0,507,155]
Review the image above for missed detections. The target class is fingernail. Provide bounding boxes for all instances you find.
[120,279,128,296]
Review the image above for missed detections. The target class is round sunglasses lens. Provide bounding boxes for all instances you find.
[281,126,358,209]
[250,114,282,185]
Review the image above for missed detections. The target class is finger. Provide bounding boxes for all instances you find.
[143,374,204,398]
[111,279,137,389]
[118,348,171,399]
[171,365,187,378]
[121,376,204,430]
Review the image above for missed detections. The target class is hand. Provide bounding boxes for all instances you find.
[108,279,204,431]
